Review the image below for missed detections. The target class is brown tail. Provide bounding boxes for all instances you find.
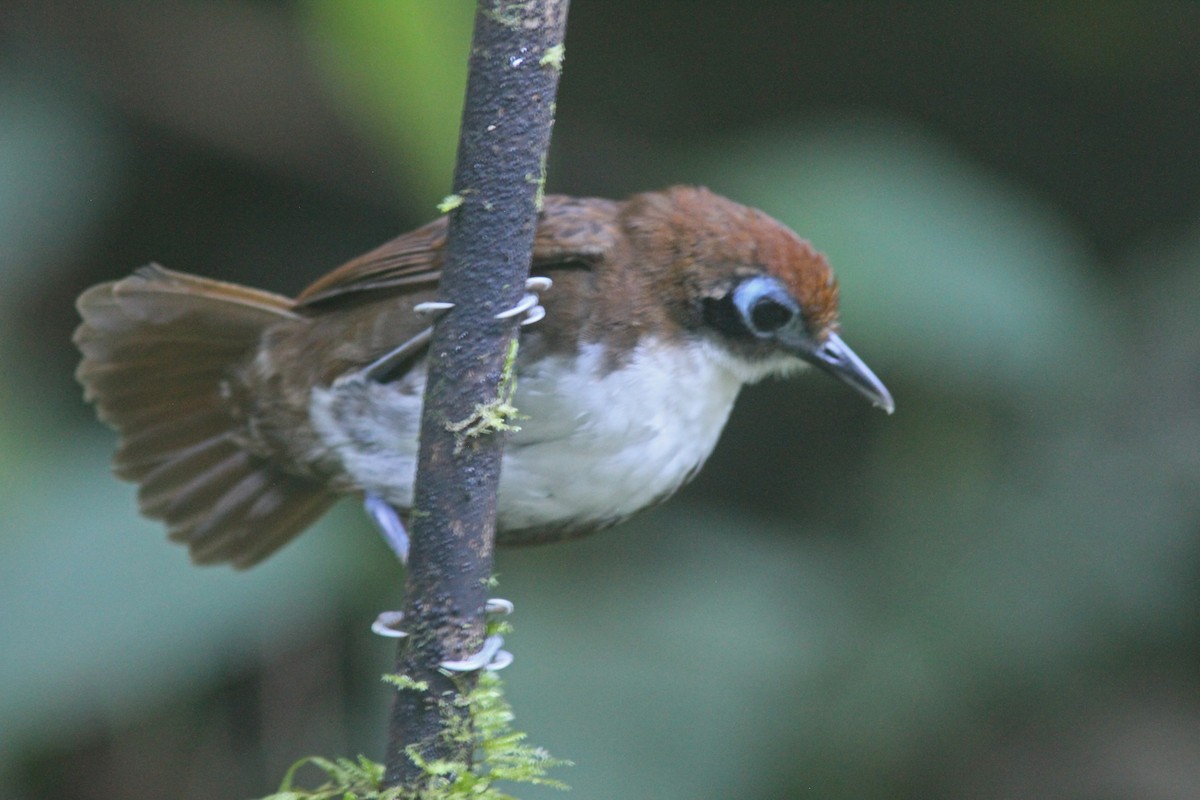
[74,265,337,568]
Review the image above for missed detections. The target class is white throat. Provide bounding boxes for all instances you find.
[498,338,748,531]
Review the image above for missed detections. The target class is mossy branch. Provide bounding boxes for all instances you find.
[257,2,571,795]
[260,669,569,800]
[382,0,570,794]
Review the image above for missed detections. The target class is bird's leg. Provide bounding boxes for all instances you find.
[364,492,410,564]
[364,493,417,642]
[364,494,513,670]
[361,328,434,384]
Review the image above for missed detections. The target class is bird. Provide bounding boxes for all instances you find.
[74,186,893,569]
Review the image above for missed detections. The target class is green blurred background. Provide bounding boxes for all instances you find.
[1,2,1198,798]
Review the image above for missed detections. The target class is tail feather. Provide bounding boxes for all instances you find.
[75,265,338,568]
[188,467,274,537]
[88,388,217,435]
[139,437,250,518]
[116,411,235,475]
[187,480,334,567]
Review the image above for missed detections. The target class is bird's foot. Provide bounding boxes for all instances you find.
[495,276,552,326]
[414,277,551,327]
[371,599,514,672]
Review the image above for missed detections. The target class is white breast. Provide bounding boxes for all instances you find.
[309,338,750,533]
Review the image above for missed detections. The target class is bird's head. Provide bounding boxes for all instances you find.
[623,186,894,413]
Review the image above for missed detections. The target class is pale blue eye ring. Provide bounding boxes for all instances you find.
[732,276,799,336]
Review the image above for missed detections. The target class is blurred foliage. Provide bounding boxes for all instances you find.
[0,2,1197,800]
[300,1,474,203]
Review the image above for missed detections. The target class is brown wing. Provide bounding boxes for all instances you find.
[530,195,622,264]
[295,215,449,306]
[293,195,623,309]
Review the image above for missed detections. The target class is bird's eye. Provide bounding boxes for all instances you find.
[732,276,800,337]
[749,297,793,332]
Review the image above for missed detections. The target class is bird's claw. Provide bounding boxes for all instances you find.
[371,598,515,672]
[413,300,456,318]
[371,610,409,638]
[495,276,552,326]
[439,633,513,672]
[415,277,550,327]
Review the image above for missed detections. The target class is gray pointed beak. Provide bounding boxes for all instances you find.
[801,332,894,414]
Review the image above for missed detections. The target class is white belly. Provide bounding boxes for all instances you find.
[309,339,746,533]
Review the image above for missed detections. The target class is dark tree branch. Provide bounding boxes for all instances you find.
[383,0,570,790]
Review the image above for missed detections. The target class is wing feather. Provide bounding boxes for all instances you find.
[294,195,623,308]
